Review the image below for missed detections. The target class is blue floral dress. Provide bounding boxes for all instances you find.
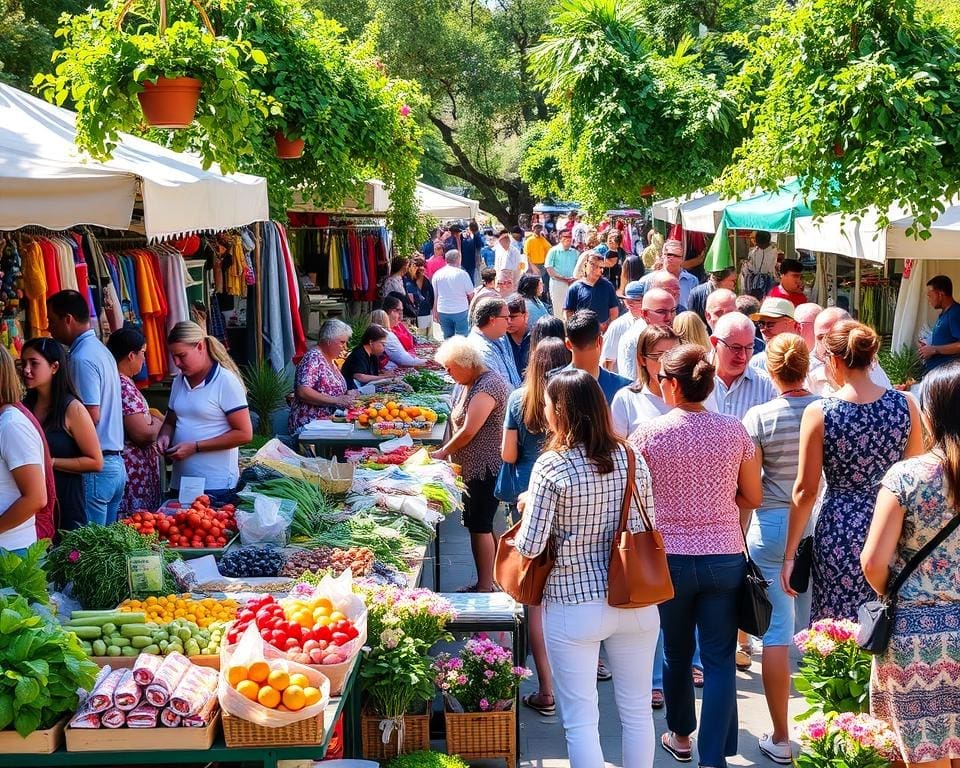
[811,390,910,621]
[871,458,960,762]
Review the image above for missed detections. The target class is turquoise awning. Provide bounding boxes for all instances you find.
[722,179,815,234]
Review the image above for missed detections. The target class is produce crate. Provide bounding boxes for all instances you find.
[444,709,516,768]
[65,712,219,752]
[222,710,323,748]
[0,717,67,754]
[88,653,220,670]
[360,708,430,761]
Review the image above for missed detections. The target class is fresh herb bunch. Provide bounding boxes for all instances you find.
[388,751,469,768]
[0,592,98,737]
[46,524,180,610]
[402,370,452,394]
[246,477,342,539]
[0,541,50,607]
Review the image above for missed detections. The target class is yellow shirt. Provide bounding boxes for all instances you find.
[524,235,551,266]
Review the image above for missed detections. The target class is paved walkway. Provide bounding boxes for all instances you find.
[429,509,805,767]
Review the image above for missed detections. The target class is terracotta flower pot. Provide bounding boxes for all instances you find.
[275,132,305,159]
[137,77,202,128]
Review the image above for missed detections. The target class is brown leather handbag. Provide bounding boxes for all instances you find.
[495,518,556,606]
[607,448,675,608]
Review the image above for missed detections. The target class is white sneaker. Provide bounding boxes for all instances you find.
[758,734,793,765]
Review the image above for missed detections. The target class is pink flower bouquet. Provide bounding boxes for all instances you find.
[433,634,530,713]
[796,711,899,767]
[794,618,871,717]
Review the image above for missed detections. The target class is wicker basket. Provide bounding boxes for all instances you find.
[360,708,430,761]
[222,710,323,748]
[444,709,516,768]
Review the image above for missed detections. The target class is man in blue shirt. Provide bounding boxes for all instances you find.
[563,310,631,405]
[563,251,620,331]
[47,290,127,525]
[920,274,960,372]
[445,223,482,284]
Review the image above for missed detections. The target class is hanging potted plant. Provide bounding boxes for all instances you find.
[274,129,305,159]
[35,0,268,173]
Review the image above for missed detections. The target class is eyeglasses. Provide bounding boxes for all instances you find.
[656,372,672,383]
[643,351,665,361]
[646,307,676,318]
[716,337,753,355]
[756,319,787,330]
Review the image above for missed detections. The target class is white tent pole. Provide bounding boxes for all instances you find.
[853,258,861,317]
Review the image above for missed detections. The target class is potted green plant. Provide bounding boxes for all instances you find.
[242,361,294,436]
[877,345,923,391]
[35,0,268,173]
[359,626,435,760]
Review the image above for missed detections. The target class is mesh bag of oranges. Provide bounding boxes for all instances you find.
[218,623,330,727]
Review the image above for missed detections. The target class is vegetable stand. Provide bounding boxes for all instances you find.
[298,420,449,458]
[0,657,361,768]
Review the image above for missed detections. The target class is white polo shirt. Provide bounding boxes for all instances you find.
[432,265,475,314]
[169,364,248,491]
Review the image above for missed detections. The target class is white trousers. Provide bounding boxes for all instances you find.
[544,599,660,768]
[549,278,568,319]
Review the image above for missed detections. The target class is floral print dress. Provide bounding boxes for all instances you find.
[119,375,161,516]
[811,389,910,621]
[288,347,348,433]
[871,458,960,762]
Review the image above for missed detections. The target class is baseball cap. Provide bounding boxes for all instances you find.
[662,239,683,257]
[620,280,645,300]
[751,297,795,321]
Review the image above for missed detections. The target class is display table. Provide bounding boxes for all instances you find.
[298,420,449,459]
[0,658,361,768]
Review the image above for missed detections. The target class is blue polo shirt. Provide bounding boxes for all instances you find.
[563,363,632,406]
[927,302,960,372]
[563,278,619,325]
[69,329,125,452]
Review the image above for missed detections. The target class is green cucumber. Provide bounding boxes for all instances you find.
[66,612,145,628]
[106,645,121,657]
[71,626,102,639]
[101,622,117,635]
[92,640,107,656]
[141,644,160,655]
[120,624,153,638]
[121,646,140,657]
[131,636,153,649]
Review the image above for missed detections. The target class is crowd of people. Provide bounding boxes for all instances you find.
[3,211,960,768]
[399,218,960,768]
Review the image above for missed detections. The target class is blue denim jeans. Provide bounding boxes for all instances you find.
[438,311,469,339]
[83,454,127,526]
[747,507,794,646]
[652,630,701,689]
[658,553,746,768]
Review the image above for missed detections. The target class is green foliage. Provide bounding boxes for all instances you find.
[877,345,923,385]
[359,628,435,718]
[388,751,469,768]
[0,592,98,737]
[0,0,85,88]
[795,712,898,768]
[0,542,50,608]
[242,361,293,436]
[530,0,738,214]
[793,620,871,720]
[720,0,960,236]
[34,3,266,173]
[518,118,571,201]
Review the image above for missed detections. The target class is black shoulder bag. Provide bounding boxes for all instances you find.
[857,513,960,654]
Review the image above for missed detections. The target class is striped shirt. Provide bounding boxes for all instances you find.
[742,394,821,510]
[469,328,522,389]
[514,444,655,604]
[713,365,776,420]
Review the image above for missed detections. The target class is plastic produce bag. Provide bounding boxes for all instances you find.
[284,570,368,654]
[218,623,330,727]
[236,493,293,545]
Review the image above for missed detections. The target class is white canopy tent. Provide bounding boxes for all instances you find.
[290,179,479,219]
[0,83,269,241]
[680,193,736,233]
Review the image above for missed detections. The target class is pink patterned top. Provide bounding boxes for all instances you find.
[288,347,348,433]
[628,409,754,556]
[119,375,162,516]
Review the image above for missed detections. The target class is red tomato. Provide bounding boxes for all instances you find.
[314,625,332,643]
[168,501,181,509]
[198,494,211,505]
[270,629,288,646]
[132,513,142,522]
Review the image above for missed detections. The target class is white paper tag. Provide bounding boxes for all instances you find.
[185,554,222,583]
[378,433,414,453]
[178,476,206,505]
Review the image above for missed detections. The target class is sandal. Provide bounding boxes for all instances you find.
[735,648,753,671]
[522,692,556,716]
[597,660,613,681]
[661,732,693,763]
[692,666,704,688]
[651,689,664,709]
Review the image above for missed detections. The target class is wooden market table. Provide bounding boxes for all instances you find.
[0,658,362,768]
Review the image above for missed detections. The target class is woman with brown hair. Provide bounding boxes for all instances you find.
[862,361,960,768]
[500,337,571,716]
[782,320,922,622]
[629,344,762,768]
[610,325,681,438]
[515,369,659,767]
[0,346,47,554]
[740,334,820,764]
[156,321,253,503]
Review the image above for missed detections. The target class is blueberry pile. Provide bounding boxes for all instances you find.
[219,546,285,578]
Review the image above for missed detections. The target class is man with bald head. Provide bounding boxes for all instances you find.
[794,303,822,350]
[642,269,687,312]
[617,288,677,380]
[639,239,699,306]
[705,288,737,332]
[807,307,891,395]
[710,312,776,419]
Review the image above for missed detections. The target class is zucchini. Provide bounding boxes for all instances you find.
[71,626,102,639]
[106,645,121,656]
[121,646,140,657]
[92,639,107,656]
[66,612,146,628]
[120,624,153,638]
[141,644,160,655]
[112,638,131,648]
[131,636,153,649]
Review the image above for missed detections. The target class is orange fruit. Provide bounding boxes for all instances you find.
[303,686,322,706]
[236,680,260,701]
[248,661,270,683]
[257,685,281,708]
[289,673,310,688]
[268,669,290,691]
[282,685,306,711]
[227,665,248,687]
